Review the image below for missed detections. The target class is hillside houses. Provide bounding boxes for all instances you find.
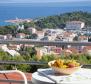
[65,21,85,30]
[0,34,12,40]
[0,20,91,57]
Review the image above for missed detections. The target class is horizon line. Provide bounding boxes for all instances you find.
[0,1,91,4]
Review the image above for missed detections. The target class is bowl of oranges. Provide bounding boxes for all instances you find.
[48,59,81,75]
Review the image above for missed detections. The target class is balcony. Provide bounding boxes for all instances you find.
[0,61,91,84]
[0,40,91,84]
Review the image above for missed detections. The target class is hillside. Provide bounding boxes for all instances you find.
[34,11,91,29]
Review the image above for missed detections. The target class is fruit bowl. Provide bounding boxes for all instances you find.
[48,59,81,75]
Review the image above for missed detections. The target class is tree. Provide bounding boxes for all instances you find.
[30,47,37,58]
[73,36,78,41]
[17,29,30,34]
[30,33,38,39]
[23,21,35,29]
[35,11,91,28]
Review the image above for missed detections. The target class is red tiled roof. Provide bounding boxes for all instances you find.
[79,36,88,40]
[83,46,91,50]
[0,72,32,84]
[63,32,73,37]
[67,47,79,53]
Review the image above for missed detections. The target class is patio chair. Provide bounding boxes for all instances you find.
[0,69,28,84]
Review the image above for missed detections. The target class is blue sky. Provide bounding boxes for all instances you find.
[0,0,90,3]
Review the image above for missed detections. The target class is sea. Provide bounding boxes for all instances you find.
[0,2,91,26]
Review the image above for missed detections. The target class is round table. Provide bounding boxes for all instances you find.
[32,68,91,84]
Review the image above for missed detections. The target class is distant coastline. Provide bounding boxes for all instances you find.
[0,2,91,26]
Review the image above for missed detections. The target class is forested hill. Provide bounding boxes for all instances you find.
[35,11,91,29]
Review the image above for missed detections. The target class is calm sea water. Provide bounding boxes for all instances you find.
[0,2,91,26]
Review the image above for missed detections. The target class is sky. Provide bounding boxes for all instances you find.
[0,0,91,3]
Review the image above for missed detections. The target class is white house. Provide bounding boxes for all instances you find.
[1,45,9,52]
[27,27,37,34]
[78,35,88,42]
[48,36,56,41]
[7,50,20,56]
[16,33,26,39]
[36,31,45,39]
[65,21,85,30]
[1,45,20,56]
[0,35,7,40]
[6,34,12,39]
[56,31,77,42]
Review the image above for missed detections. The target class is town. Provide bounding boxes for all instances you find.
[0,20,91,57]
